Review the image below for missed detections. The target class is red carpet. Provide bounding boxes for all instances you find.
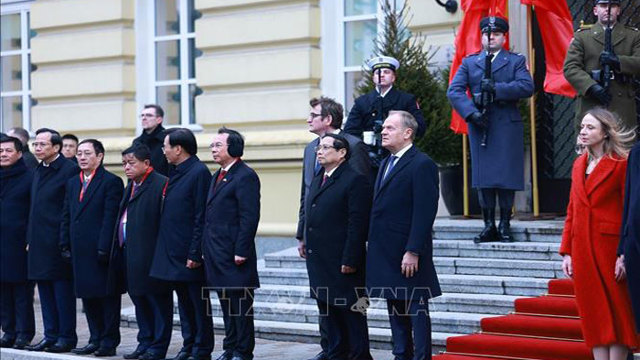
[434,278,638,360]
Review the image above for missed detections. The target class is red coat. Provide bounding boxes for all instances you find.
[560,153,639,349]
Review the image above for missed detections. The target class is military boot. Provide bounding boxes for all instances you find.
[474,208,499,243]
[498,208,515,242]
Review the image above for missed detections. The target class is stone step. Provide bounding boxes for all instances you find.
[120,306,454,353]
[250,284,519,315]
[432,219,563,243]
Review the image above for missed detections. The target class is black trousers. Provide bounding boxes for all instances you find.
[0,281,35,342]
[216,288,255,360]
[37,280,77,346]
[477,188,515,210]
[82,295,121,349]
[130,292,173,357]
[317,300,372,360]
[624,242,640,332]
[386,299,431,360]
[174,282,214,357]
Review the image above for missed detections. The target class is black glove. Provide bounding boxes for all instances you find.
[467,112,488,128]
[97,250,109,265]
[599,52,621,71]
[60,246,71,262]
[481,78,496,95]
[587,84,611,106]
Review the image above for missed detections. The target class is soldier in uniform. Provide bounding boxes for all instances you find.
[344,56,426,140]
[447,16,534,243]
[564,0,640,129]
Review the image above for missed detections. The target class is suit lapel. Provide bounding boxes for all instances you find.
[491,51,509,73]
[375,146,417,199]
[593,24,626,47]
[572,154,590,207]
[585,155,617,196]
[208,162,239,204]
[310,163,346,203]
[76,167,105,217]
[374,156,389,195]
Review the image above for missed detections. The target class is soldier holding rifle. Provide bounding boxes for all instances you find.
[564,0,640,129]
[447,16,534,243]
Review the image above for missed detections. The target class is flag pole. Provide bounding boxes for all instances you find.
[527,4,540,217]
[463,133,469,217]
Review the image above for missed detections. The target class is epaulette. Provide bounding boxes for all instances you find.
[625,25,639,32]
[577,20,594,32]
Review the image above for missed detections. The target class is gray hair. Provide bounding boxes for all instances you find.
[388,110,418,140]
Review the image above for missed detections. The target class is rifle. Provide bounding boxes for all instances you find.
[473,30,494,147]
[363,68,386,170]
[592,1,614,92]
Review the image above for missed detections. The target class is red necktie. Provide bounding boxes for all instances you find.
[321,174,328,187]
[215,170,227,190]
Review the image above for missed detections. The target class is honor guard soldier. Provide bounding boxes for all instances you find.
[344,56,426,142]
[447,16,534,243]
[564,0,640,129]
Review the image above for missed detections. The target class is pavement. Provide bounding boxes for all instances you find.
[1,293,394,360]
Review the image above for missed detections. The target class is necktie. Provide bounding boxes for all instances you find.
[321,174,329,187]
[384,156,398,180]
[79,176,90,201]
[214,170,227,191]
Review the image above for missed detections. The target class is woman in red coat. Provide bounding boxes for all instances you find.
[560,108,639,360]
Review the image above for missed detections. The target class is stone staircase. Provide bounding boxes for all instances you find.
[120,219,577,354]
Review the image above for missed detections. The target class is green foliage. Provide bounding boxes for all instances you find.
[355,0,462,165]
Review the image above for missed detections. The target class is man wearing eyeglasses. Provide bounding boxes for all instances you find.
[25,128,79,353]
[296,97,371,360]
[133,104,169,176]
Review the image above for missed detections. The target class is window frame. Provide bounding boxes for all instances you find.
[0,0,32,132]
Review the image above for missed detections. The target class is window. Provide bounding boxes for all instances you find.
[1,1,33,132]
[142,0,201,127]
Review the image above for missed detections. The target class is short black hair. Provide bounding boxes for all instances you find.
[62,134,79,144]
[218,127,244,157]
[35,128,62,152]
[78,138,105,158]
[8,127,30,146]
[144,104,165,118]
[165,128,197,155]
[322,133,351,161]
[122,144,151,161]
[0,135,24,152]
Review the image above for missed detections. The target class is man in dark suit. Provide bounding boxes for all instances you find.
[304,133,373,360]
[204,128,260,360]
[133,104,169,176]
[26,128,79,353]
[59,139,124,356]
[7,127,38,169]
[366,111,441,360]
[109,144,173,360]
[0,136,35,349]
[344,56,426,140]
[447,17,534,243]
[296,97,371,360]
[150,128,214,360]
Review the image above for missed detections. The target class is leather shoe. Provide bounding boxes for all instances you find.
[187,356,211,360]
[72,343,99,355]
[140,352,165,360]
[45,343,75,353]
[25,339,55,352]
[171,351,191,360]
[94,347,116,357]
[13,339,30,350]
[306,352,328,360]
[214,352,232,360]
[124,348,148,359]
[0,337,15,348]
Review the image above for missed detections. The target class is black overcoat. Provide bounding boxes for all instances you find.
[0,158,33,282]
[366,146,441,300]
[203,161,260,289]
[133,126,169,176]
[150,156,210,282]
[108,170,170,296]
[27,156,78,280]
[60,166,123,298]
[304,163,371,307]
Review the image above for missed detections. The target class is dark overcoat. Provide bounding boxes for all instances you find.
[619,142,640,331]
[203,161,260,289]
[366,146,441,300]
[344,88,426,139]
[447,50,534,190]
[296,133,372,240]
[133,126,169,176]
[108,170,170,296]
[150,156,210,282]
[0,158,33,282]
[27,155,78,280]
[60,166,123,298]
[304,163,371,307]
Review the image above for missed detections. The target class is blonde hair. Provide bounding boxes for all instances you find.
[582,108,636,159]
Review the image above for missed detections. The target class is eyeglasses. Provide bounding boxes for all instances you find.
[32,141,52,148]
[309,112,323,119]
[314,145,336,152]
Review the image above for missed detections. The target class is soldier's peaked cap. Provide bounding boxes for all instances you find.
[366,56,400,72]
[480,16,509,33]
[595,0,621,5]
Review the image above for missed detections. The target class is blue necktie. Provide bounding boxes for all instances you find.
[383,156,398,180]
